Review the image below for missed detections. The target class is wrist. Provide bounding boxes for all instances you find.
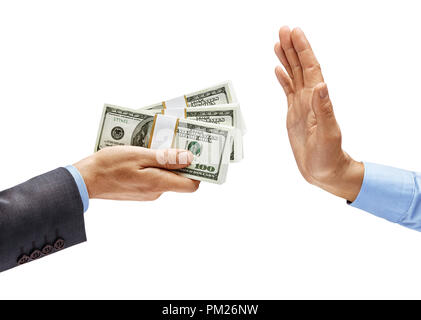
[73,155,98,199]
[314,155,364,202]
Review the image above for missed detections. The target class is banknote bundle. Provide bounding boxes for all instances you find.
[95,81,245,184]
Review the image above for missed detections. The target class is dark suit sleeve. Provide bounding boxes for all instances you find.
[0,167,87,272]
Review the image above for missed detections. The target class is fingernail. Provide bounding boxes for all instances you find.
[179,151,194,164]
[187,151,194,163]
[319,85,328,99]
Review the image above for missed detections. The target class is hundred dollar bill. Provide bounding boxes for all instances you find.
[95,104,234,184]
[149,104,243,162]
[138,81,247,133]
[141,81,238,110]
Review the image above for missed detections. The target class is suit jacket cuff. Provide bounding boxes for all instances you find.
[0,167,87,272]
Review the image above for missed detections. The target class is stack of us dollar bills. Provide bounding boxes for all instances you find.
[95,81,245,184]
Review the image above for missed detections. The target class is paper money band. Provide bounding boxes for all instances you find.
[161,108,187,118]
[163,95,188,109]
[148,114,180,150]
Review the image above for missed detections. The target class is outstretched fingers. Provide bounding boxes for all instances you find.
[274,42,293,79]
[279,26,304,90]
[275,66,294,106]
[291,28,324,88]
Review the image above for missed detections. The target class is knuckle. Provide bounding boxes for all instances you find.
[292,64,302,72]
[146,193,162,201]
[156,149,170,168]
[307,63,321,72]
[320,102,334,117]
[298,47,312,55]
[153,193,163,200]
[190,182,200,192]
[162,149,179,169]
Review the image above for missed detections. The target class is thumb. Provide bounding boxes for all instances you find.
[311,83,337,134]
[152,149,194,170]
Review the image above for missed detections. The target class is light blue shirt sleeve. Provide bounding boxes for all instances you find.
[350,162,421,231]
[65,165,89,213]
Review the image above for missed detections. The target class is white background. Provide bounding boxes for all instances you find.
[1,0,421,299]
